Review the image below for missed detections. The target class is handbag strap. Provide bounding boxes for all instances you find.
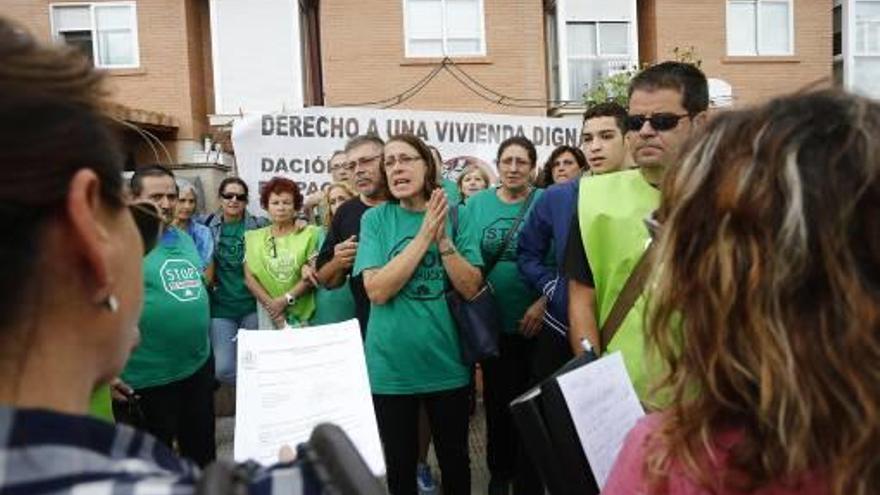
[598,240,656,353]
[483,188,536,275]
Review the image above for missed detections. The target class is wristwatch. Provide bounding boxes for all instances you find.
[285,292,296,306]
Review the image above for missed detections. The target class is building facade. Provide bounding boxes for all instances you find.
[835,0,880,99]
[4,0,835,170]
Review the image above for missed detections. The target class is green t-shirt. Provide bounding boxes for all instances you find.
[311,228,357,326]
[353,203,482,394]
[244,225,319,324]
[122,228,211,389]
[465,187,542,334]
[441,178,462,205]
[212,220,257,319]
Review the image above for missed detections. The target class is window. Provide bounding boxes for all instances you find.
[404,0,485,57]
[566,22,631,100]
[833,4,842,56]
[51,2,139,68]
[854,1,880,96]
[726,0,793,56]
[855,0,880,55]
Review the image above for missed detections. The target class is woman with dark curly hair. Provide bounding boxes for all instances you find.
[540,145,587,187]
[244,177,319,328]
[605,91,880,495]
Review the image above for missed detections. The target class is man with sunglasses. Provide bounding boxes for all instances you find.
[563,62,708,400]
[316,135,390,336]
[115,164,216,467]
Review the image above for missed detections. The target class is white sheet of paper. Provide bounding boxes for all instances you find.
[233,319,385,476]
[556,351,644,489]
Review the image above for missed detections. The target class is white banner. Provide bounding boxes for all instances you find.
[232,106,581,211]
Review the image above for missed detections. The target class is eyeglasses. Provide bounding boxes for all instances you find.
[626,113,691,132]
[266,235,278,258]
[128,201,163,256]
[498,157,532,168]
[331,161,356,172]
[347,154,383,169]
[384,154,423,169]
[221,192,248,202]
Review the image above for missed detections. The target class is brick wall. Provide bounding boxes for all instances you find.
[641,0,832,106]
[4,0,211,161]
[320,0,548,116]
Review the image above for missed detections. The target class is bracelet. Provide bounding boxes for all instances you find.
[439,245,456,257]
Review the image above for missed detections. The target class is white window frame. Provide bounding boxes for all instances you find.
[564,21,632,100]
[50,1,140,69]
[726,0,795,56]
[855,0,880,55]
[402,0,487,58]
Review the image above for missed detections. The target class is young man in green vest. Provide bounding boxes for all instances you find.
[563,62,709,399]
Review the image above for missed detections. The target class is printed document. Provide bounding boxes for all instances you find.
[556,351,644,488]
[234,320,385,476]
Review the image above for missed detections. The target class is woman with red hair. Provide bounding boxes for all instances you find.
[244,177,319,328]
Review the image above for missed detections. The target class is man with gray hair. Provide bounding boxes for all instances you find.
[316,135,388,335]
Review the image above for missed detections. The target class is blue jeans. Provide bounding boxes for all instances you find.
[210,313,258,384]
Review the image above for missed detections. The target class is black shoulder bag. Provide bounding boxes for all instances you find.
[446,190,536,365]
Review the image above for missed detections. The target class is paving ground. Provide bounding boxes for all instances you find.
[215,393,492,494]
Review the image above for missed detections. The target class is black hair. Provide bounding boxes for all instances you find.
[628,61,709,115]
[583,101,628,135]
[496,136,538,168]
[130,164,176,197]
[218,176,249,197]
[541,145,588,186]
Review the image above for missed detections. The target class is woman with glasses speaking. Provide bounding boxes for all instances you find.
[354,134,483,495]
[203,177,268,384]
[244,177,319,329]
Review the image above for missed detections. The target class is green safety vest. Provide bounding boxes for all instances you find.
[577,169,659,398]
[244,226,318,324]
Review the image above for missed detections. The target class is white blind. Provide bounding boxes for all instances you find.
[759,1,790,54]
[599,23,629,55]
[53,6,91,32]
[95,5,136,66]
[405,0,483,57]
[727,1,758,55]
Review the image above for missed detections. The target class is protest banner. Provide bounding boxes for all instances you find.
[231,106,581,211]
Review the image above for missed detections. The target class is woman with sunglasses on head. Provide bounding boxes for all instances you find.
[0,19,318,494]
[465,136,545,495]
[605,91,880,495]
[306,181,358,326]
[354,134,483,495]
[202,177,268,384]
[244,177,319,329]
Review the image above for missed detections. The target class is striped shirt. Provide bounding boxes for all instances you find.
[0,405,318,494]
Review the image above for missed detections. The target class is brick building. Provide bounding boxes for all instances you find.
[4,0,834,173]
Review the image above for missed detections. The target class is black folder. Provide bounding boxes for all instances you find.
[509,352,600,495]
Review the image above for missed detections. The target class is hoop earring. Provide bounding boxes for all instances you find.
[103,295,119,313]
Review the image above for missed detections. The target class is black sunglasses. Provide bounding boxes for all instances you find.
[128,202,163,256]
[221,192,248,202]
[626,113,691,132]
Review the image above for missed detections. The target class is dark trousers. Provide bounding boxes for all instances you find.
[530,326,574,382]
[113,357,216,467]
[373,386,471,495]
[482,333,543,495]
